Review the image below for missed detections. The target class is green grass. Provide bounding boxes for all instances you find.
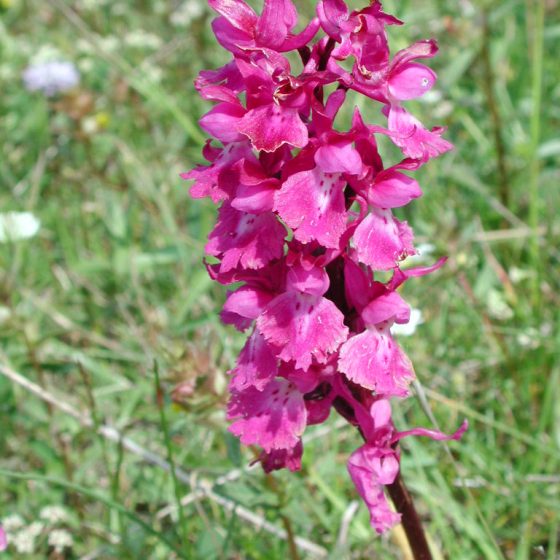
[1,0,559,558]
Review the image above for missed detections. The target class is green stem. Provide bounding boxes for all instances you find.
[481,14,510,213]
[528,0,545,308]
[265,473,301,560]
[153,361,190,558]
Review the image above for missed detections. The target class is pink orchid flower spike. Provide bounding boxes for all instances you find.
[183,0,463,548]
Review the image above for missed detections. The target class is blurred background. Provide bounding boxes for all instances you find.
[1,0,559,558]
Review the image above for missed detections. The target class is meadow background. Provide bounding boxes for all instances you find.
[1,0,559,558]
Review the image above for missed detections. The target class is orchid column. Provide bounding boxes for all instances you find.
[183,0,466,556]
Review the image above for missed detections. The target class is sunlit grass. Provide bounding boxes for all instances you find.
[0,0,559,558]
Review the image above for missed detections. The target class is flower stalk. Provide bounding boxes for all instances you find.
[387,471,432,560]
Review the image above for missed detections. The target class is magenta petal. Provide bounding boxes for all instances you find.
[343,258,372,312]
[361,291,410,326]
[0,526,6,552]
[228,379,306,452]
[281,18,321,51]
[388,62,436,101]
[389,256,447,290]
[391,39,438,69]
[229,330,278,391]
[182,142,254,203]
[231,181,277,213]
[395,420,469,443]
[338,328,414,397]
[317,0,348,40]
[286,262,330,296]
[257,292,348,370]
[348,444,401,534]
[206,204,286,272]
[370,399,392,430]
[221,286,275,330]
[369,170,422,208]
[211,17,253,54]
[208,0,258,30]
[257,0,298,48]
[388,105,453,161]
[354,208,415,270]
[199,103,246,143]
[314,141,363,175]
[275,167,347,249]
[237,104,308,152]
[260,440,303,472]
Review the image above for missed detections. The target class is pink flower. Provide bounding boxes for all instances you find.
[228,378,307,452]
[348,443,401,533]
[181,141,255,202]
[257,262,349,370]
[387,104,453,162]
[0,525,7,551]
[184,0,463,537]
[339,291,415,396]
[210,0,320,54]
[228,330,278,391]
[353,208,416,270]
[206,202,286,272]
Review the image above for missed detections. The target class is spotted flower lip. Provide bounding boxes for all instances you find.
[184,0,463,536]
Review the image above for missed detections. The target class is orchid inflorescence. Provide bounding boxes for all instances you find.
[184,0,466,534]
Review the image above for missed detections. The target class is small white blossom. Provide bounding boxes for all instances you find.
[12,530,36,554]
[392,308,424,336]
[2,514,24,532]
[77,0,110,9]
[0,212,41,242]
[48,529,73,553]
[170,0,205,27]
[23,61,79,96]
[31,44,65,65]
[140,61,163,84]
[26,522,45,537]
[98,36,120,53]
[124,30,163,50]
[40,505,68,524]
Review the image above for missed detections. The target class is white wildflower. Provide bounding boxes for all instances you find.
[124,30,163,50]
[98,36,120,54]
[0,306,11,324]
[23,61,79,96]
[26,522,44,538]
[48,529,73,553]
[81,116,98,135]
[0,212,41,242]
[170,0,205,27]
[12,529,36,554]
[77,0,110,9]
[140,61,163,84]
[40,505,68,524]
[31,44,65,65]
[392,308,424,337]
[2,514,24,532]
[486,289,513,321]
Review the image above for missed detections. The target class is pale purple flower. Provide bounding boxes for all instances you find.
[22,61,80,96]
